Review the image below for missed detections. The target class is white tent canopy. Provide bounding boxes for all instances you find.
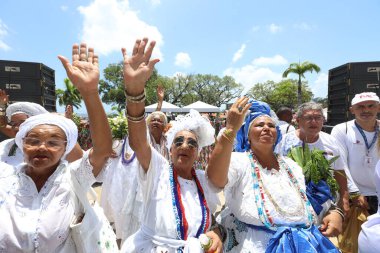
[145,101,182,113]
[182,101,220,113]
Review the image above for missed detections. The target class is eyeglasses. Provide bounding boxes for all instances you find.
[173,136,199,149]
[23,137,67,150]
[301,115,324,122]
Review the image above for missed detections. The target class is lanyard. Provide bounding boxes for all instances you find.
[354,121,379,155]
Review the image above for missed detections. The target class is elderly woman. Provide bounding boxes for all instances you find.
[0,101,48,165]
[146,111,169,159]
[119,38,222,252]
[207,98,341,252]
[0,43,114,252]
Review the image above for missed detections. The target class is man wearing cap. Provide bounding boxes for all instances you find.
[331,92,380,215]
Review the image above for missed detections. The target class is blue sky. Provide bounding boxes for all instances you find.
[1,0,380,114]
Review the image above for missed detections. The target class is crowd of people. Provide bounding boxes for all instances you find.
[0,37,379,253]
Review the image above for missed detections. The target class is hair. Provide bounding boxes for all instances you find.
[146,111,168,126]
[296,102,324,118]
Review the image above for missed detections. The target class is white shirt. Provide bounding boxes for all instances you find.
[221,152,322,252]
[0,138,24,166]
[331,120,379,195]
[121,148,220,252]
[276,131,346,171]
[0,150,96,253]
[278,120,296,136]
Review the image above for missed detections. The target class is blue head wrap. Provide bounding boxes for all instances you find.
[234,99,282,152]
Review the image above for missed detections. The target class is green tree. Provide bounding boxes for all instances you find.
[99,62,162,112]
[56,78,82,109]
[247,79,313,111]
[282,61,320,107]
[313,97,328,108]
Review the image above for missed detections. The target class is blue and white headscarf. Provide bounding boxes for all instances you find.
[234,99,282,152]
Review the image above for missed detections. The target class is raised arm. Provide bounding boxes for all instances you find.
[206,97,250,188]
[0,90,15,138]
[122,38,160,171]
[58,43,113,176]
[155,85,164,111]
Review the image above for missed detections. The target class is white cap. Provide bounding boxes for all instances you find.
[351,92,380,106]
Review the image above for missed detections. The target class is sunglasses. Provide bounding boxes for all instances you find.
[173,136,199,149]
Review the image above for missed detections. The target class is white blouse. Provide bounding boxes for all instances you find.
[121,148,220,252]
[0,150,96,253]
[0,138,24,166]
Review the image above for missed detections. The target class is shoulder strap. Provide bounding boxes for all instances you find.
[286,124,291,133]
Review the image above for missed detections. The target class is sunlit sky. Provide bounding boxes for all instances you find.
[1,0,380,113]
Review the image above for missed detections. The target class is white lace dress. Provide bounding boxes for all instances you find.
[0,138,24,166]
[220,152,320,253]
[0,150,98,253]
[120,148,220,253]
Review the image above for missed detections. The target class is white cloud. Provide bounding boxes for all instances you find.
[252,55,288,66]
[232,44,246,63]
[311,73,328,98]
[293,22,313,31]
[78,0,164,59]
[60,5,68,11]
[223,55,288,91]
[175,52,192,68]
[268,23,282,34]
[0,19,10,51]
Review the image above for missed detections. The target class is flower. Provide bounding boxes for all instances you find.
[108,114,128,139]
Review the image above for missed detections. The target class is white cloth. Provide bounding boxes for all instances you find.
[0,150,97,253]
[220,152,325,253]
[277,120,295,136]
[99,138,144,242]
[120,148,220,253]
[358,160,380,253]
[276,131,346,171]
[6,102,48,121]
[15,114,78,158]
[331,120,379,195]
[0,138,24,166]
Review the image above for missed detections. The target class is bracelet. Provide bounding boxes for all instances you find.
[329,209,345,222]
[126,110,146,122]
[349,191,361,200]
[222,132,234,144]
[124,89,146,103]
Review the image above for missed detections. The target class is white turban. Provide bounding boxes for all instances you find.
[15,114,78,157]
[165,109,215,152]
[6,102,49,121]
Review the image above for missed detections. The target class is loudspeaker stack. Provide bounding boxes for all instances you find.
[0,60,56,112]
[327,61,380,126]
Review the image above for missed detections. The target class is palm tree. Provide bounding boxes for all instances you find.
[282,61,320,107]
[56,78,82,109]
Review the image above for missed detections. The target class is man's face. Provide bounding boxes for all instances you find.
[297,109,324,137]
[350,101,380,123]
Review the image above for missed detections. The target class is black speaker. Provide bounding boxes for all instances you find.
[0,60,56,112]
[327,61,380,126]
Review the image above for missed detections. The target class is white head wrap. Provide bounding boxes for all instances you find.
[6,102,49,121]
[165,109,215,152]
[15,114,78,157]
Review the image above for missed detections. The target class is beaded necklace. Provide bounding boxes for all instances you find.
[121,136,136,165]
[169,164,210,241]
[248,152,315,230]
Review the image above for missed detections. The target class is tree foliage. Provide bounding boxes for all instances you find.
[99,62,243,110]
[282,61,320,107]
[56,78,82,109]
[247,79,313,111]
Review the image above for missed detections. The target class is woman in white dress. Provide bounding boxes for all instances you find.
[358,159,380,253]
[0,43,114,252]
[120,38,222,253]
[207,98,342,252]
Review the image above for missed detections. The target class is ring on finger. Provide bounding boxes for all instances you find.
[238,106,243,112]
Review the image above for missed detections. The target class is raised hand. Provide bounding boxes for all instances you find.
[157,85,164,102]
[226,97,251,133]
[58,43,100,95]
[0,89,9,106]
[122,38,160,95]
